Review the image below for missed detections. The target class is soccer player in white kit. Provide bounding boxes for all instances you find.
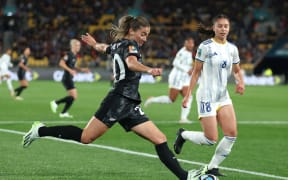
[174,14,245,177]
[0,48,14,96]
[144,37,195,124]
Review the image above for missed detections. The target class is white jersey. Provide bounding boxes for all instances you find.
[168,47,193,89]
[195,38,240,102]
[0,54,13,75]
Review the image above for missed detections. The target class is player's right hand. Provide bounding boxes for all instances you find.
[182,96,189,108]
[147,68,162,76]
[70,70,77,76]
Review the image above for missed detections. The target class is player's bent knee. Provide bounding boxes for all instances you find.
[81,137,94,144]
[80,132,96,144]
[152,133,167,145]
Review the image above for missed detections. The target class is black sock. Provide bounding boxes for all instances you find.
[38,125,83,142]
[14,86,27,96]
[62,96,74,113]
[155,142,188,180]
[56,96,71,104]
[55,96,74,113]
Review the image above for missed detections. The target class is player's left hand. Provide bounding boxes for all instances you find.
[147,68,162,76]
[235,83,245,95]
[81,33,97,47]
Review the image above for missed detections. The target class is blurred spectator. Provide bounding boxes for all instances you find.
[0,0,286,69]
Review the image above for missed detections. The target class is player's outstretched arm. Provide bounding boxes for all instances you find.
[126,55,162,76]
[81,33,109,53]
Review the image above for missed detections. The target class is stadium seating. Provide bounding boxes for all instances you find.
[1,0,286,69]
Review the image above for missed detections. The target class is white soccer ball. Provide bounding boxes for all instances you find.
[198,174,218,180]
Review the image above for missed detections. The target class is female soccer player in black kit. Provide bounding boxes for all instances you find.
[22,15,197,180]
[14,47,31,100]
[50,39,89,118]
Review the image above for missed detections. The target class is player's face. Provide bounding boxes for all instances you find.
[24,48,31,57]
[213,18,230,41]
[72,42,81,53]
[7,49,12,55]
[132,26,150,47]
[185,39,194,52]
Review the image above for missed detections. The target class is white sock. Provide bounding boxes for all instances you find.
[208,136,236,169]
[181,131,216,145]
[181,95,192,120]
[148,95,172,104]
[6,79,14,91]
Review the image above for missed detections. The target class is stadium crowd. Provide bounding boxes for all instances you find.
[0,0,287,69]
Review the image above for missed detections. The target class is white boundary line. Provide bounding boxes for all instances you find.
[0,128,287,180]
[0,120,288,125]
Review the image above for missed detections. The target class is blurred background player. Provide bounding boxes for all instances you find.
[14,47,31,100]
[144,37,195,124]
[0,48,14,96]
[174,14,245,177]
[50,39,89,118]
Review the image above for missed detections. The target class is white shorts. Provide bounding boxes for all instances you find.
[0,70,10,76]
[196,98,232,118]
[168,69,191,90]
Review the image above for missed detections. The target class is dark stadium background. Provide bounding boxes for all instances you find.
[1,1,288,179]
[1,0,287,83]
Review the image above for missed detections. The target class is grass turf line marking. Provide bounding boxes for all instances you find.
[0,128,288,180]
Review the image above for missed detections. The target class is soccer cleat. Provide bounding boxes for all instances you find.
[59,112,73,118]
[206,168,225,177]
[179,118,193,124]
[174,128,186,154]
[187,169,198,180]
[10,90,15,97]
[22,121,45,148]
[143,97,153,107]
[50,100,58,113]
[187,166,207,180]
[15,96,23,101]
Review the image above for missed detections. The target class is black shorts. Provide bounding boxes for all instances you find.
[62,77,75,90]
[17,70,26,80]
[94,92,149,131]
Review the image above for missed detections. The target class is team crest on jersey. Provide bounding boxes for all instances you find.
[63,55,68,60]
[129,45,138,53]
[208,52,218,57]
[197,49,202,57]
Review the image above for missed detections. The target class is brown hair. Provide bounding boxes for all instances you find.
[197,14,230,37]
[110,15,150,41]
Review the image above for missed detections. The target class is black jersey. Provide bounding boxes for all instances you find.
[62,51,77,80]
[17,54,28,74]
[106,39,142,102]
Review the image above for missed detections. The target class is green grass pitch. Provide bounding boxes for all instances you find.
[0,80,287,180]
